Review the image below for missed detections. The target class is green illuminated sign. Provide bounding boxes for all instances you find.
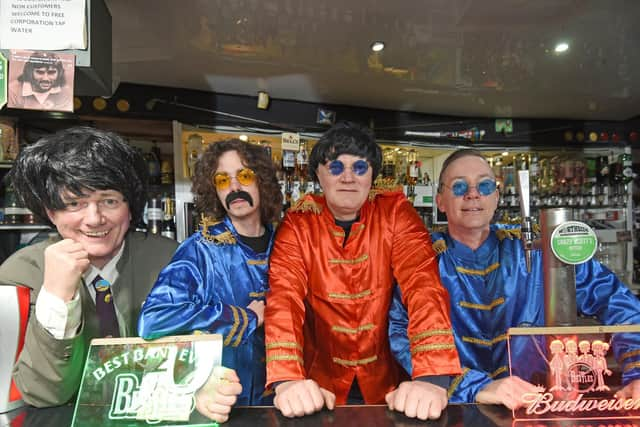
[550,221,597,265]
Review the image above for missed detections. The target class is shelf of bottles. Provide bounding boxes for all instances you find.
[488,147,635,285]
[490,148,633,220]
[135,140,177,240]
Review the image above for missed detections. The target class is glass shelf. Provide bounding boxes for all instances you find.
[0,224,51,231]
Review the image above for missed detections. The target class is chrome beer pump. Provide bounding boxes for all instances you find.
[517,170,577,327]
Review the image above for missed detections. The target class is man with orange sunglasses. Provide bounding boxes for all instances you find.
[139,139,283,418]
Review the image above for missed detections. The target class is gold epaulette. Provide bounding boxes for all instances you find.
[495,228,521,241]
[199,215,237,245]
[432,239,447,254]
[368,185,403,201]
[289,197,322,214]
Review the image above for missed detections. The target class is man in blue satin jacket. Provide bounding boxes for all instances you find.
[389,148,640,409]
[139,139,282,409]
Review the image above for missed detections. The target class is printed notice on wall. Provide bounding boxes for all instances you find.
[0,0,87,50]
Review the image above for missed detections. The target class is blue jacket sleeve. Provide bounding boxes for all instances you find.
[389,285,492,402]
[576,259,640,385]
[138,239,259,346]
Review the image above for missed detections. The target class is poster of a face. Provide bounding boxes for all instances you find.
[8,49,75,113]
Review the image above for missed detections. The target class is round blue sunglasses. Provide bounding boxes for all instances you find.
[327,159,369,176]
[442,178,497,197]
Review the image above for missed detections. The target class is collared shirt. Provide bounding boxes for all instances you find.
[35,242,126,339]
[8,80,73,111]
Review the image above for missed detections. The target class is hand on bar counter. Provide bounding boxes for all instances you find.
[385,380,448,420]
[273,379,335,418]
[195,367,243,424]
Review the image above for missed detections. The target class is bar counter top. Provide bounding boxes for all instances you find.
[4,403,638,427]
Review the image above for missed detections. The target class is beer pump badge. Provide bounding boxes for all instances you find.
[550,221,597,265]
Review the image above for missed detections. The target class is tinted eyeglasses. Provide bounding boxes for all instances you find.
[326,159,369,176]
[212,168,256,190]
[442,178,497,197]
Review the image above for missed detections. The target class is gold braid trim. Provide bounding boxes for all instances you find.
[328,289,372,300]
[490,366,508,378]
[330,229,346,237]
[224,306,240,346]
[623,361,640,373]
[620,349,640,362]
[432,239,447,255]
[328,254,369,264]
[448,367,470,399]
[496,228,521,241]
[199,215,237,245]
[369,185,403,201]
[456,262,500,276]
[249,291,266,298]
[266,342,303,352]
[409,329,454,343]
[289,198,322,214]
[332,323,375,334]
[232,307,249,347]
[333,355,378,366]
[247,259,267,265]
[459,297,505,311]
[350,223,366,236]
[266,354,304,364]
[462,333,508,347]
[411,343,457,355]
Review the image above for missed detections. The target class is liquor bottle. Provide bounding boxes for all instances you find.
[492,156,503,191]
[160,158,174,185]
[161,197,176,240]
[295,140,309,180]
[382,148,396,183]
[529,152,540,206]
[187,149,199,178]
[146,144,161,186]
[396,149,408,184]
[621,146,633,185]
[146,197,163,235]
[407,149,420,186]
[281,151,295,211]
[3,183,20,224]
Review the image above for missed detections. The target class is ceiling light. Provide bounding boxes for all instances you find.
[502,151,509,156]
[370,41,385,52]
[554,42,569,53]
[239,135,248,142]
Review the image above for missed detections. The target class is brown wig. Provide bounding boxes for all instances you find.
[191,138,282,224]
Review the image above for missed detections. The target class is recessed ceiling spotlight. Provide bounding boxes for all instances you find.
[239,135,249,142]
[370,41,385,52]
[554,42,569,53]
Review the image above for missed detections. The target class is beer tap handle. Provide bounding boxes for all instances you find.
[517,170,534,272]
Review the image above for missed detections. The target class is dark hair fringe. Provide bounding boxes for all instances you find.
[8,126,148,225]
[308,121,382,181]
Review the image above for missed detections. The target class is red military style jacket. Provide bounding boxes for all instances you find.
[265,189,461,404]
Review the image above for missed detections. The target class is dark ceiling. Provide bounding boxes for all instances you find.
[106,0,640,121]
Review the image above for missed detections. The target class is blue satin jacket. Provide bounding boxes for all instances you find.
[389,224,640,403]
[138,216,274,405]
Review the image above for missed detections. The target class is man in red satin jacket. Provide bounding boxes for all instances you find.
[265,122,461,420]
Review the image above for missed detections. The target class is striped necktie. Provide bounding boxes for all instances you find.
[92,275,120,338]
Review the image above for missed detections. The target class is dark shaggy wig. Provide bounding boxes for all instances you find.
[8,126,148,226]
[308,121,382,182]
[191,139,282,224]
[437,148,491,193]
